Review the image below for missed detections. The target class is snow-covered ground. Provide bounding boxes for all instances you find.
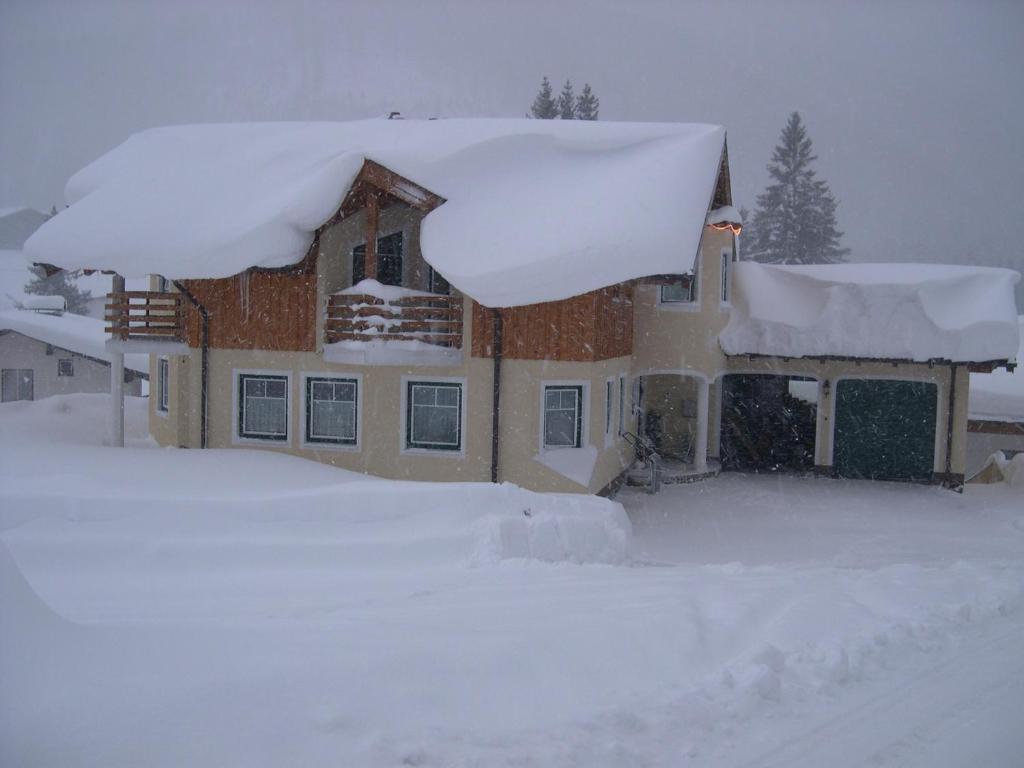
[2,395,1023,767]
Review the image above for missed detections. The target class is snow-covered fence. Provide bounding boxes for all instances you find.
[104,291,185,344]
[324,292,463,348]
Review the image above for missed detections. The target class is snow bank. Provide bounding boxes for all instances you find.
[969,315,1024,421]
[720,262,1020,363]
[971,451,1024,488]
[533,445,600,488]
[0,307,149,373]
[24,119,725,307]
[0,395,630,567]
[4,397,1024,766]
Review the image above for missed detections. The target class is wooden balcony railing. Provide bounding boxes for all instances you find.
[105,291,186,343]
[325,292,463,348]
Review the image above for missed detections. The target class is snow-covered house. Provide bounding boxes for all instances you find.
[22,119,1020,492]
[0,303,146,402]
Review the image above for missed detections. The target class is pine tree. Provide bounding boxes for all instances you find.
[557,80,575,119]
[575,83,599,120]
[746,112,849,265]
[24,265,92,314]
[529,76,558,119]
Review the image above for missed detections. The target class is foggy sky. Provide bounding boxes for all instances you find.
[1,0,1022,278]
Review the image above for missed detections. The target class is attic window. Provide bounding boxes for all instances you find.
[660,273,697,304]
[58,358,74,377]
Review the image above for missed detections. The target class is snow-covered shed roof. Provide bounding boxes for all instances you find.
[0,308,148,374]
[719,262,1020,364]
[969,316,1024,422]
[24,119,727,307]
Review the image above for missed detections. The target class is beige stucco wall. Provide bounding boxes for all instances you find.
[632,225,735,378]
[154,343,633,493]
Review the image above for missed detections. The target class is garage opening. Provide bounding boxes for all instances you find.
[719,374,817,473]
[833,379,937,482]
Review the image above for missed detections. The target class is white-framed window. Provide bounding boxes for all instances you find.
[1,369,33,402]
[659,258,698,307]
[604,378,614,437]
[542,384,585,449]
[157,357,169,413]
[304,375,358,447]
[720,248,732,305]
[236,372,290,442]
[405,379,464,452]
[58,358,74,377]
[618,374,627,435]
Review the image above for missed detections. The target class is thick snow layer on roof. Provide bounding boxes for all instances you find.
[970,316,1024,422]
[720,262,1020,363]
[0,308,148,373]
[24,119,725,307]
[706,205,742,226]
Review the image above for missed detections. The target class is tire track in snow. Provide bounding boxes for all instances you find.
[731,621,1024,768]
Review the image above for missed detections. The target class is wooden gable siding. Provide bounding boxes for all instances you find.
[471,283,633,362]
[181,253,318,351]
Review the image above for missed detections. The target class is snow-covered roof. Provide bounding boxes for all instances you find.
[969,316,1024,422]
[719,262,1020,363]
[0,308,148,373]
[24,119,726,307]
[22,295,66,312]
[706,205,742,227]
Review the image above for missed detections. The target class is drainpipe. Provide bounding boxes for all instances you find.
[945,362,956,483]
[490,309,503,483]
[109,273,125,447]
[173,281,209,449]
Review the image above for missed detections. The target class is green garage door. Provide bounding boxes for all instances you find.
[834,380,937,482]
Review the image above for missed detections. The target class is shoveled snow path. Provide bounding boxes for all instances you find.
[729,618,1024,768]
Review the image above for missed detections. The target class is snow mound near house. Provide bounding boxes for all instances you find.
[24,119,725,307]
[0,395,631,567]
[720,262,1020,362]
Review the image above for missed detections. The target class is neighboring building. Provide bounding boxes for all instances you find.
[1,208,50,310]
[23,120,1021,493]
[966,316,1024,475]
[0,207,48,251]
[0,303,147,402]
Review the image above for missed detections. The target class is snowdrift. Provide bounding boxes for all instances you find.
[720,262,1020,363]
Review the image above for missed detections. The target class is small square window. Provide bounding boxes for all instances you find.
[543,385,583,449]
[407,382,462,451]
[306,377,358,445]
[58,359,74,377]
[238,373,289,441]
[660,274,697,303]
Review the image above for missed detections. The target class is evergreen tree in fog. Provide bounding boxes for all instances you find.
[557,80,575,119]
[575,83,599,120]
[529,76,558,119]
[24,266,92,314]
[747,112,849,264]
